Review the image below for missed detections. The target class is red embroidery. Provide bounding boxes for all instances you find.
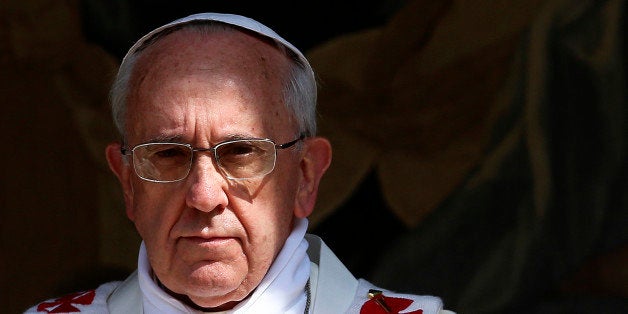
[36,290,95,313]
[360,293,423,314]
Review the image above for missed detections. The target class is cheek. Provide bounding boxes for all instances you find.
[244,177,298,249]
[130,182,183,239]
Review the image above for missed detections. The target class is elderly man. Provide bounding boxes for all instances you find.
[26,13,454,313]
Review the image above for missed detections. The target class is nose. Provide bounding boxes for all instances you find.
[185,153,229,212]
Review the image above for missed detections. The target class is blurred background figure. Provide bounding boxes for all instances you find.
[308,1,628,313]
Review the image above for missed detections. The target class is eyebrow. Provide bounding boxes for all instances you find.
[223,133,268,141]
[139,133,268,146]
[139,134,185,145]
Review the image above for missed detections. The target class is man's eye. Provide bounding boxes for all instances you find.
[148,146,189,159]
[220,143,257,156]
[157,148,184,157]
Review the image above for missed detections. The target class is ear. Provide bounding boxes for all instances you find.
[105,142,136,221]
[294,137,332,218]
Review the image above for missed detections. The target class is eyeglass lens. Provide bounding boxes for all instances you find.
[132,140,277,182]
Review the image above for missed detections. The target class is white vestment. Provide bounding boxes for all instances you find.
[26,219,453,314]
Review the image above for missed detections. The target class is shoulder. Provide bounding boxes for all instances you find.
[346,279,456,314]
[23,281,122,313]
[305,234,455,313]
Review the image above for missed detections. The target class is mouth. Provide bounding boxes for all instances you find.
[180,236,236,248]
[177,235,241,263]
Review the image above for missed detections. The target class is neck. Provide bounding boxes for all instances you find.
[156,276,240,311]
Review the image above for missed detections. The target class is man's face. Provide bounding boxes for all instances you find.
[120,29,303,309]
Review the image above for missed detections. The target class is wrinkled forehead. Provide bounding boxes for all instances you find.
[124,29,297,142]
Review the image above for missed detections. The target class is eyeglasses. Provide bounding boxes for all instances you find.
[121,134,305,183]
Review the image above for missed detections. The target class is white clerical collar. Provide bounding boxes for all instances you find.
[137,218,311,313]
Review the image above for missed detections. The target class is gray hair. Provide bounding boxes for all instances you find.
[109,21,318,141]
